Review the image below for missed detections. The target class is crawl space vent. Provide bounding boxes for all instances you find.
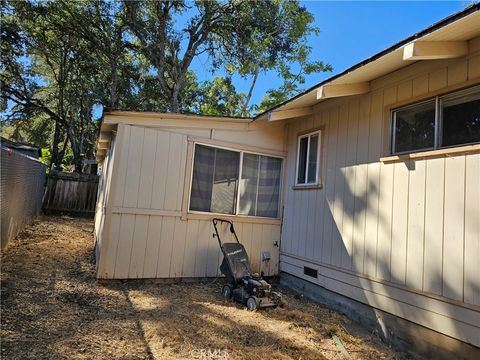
[303,266,318,278]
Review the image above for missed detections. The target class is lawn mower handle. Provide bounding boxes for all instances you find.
[212,218,240,246]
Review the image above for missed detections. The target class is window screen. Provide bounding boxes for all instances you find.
[238,154,281,218]
[190,145,239,214]
[190,144,282,218]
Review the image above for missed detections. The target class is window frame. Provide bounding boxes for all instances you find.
[186,140,284,220]
[390,85,480,155]
[295,129,322,187]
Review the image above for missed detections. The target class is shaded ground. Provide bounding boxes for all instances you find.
[1,216,414,359]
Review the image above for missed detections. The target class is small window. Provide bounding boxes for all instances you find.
[391,85,480,154]
[296,130,321,185]
[189,143,283,218]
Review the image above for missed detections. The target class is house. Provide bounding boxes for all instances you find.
[0,137,41,159]
[95,5,480,357]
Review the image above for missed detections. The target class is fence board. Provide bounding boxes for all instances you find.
[43,170,99,216]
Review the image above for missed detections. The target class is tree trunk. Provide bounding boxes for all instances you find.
[50,119,62,170]
[57,136,69,167]
[67,109,83,173]
[170,85,181,113]
[110,49,119,109]
[68,129,83,173]
[241,67,259,117]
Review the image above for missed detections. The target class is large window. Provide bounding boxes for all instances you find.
[189,143,282,218]
[391,85,480,154]
[296,130,321,186]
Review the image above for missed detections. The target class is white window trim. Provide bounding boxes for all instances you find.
[391,84,480,155]
[187,141,284,220]
[295,130,322,187]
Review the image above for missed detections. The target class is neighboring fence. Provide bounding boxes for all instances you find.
[43,170,99,216]
[1,147,47,250]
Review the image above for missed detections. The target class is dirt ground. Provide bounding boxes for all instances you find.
[1,216,414,360]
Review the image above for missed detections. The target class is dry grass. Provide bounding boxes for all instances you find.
[1,216,414,359]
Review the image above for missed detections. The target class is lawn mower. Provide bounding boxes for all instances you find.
[212,218,282,311]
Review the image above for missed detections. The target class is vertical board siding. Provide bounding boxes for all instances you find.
[423,158,445,296]
[352,95,371,273]
[157,216,175,277]
[150,131,170,209]
[331,105,348,268]
[164,133,184,211]
[390,161,409,286]
[342,99,359,271]
[405,160,426,291]
[442,156,465,302]
[143,217,163,278]
[129,215,149,278]
[114,214,135,278]
[279,51,480,345]
[101,124,282,279]
[313,111,328,261]
[123,127,144,208]
[464,153,480,306]
[113,125,131,207]
[322,108,339,265]
[137,129,157,208]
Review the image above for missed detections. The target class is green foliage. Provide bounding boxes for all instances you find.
[195,77,244,117]
[1,0,331,171]
[39,148,51,166]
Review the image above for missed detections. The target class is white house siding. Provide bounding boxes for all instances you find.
[280,37,480,346]
[94,135,116,263]
[96,119,285,280]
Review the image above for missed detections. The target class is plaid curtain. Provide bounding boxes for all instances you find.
[190,145,215,212]
[210,148,239,214]
[191,144,281,218]
[239,154,281,218]
[238,153,259,216]
[257,156,281,218]
[190,145,239,214]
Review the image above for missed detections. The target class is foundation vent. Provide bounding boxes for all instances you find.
[303,266,318,278]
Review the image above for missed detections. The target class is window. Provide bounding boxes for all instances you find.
[189,143,282,218]
[391,85,480,154]
[296,130,321,185]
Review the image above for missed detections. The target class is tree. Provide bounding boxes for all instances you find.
[1,0,330,171]
[1,1,126,171]
[193,77,244,116]
[124,0,330,115]
[231,1,332,116]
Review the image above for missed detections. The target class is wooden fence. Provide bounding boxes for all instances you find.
[43,170,99,216]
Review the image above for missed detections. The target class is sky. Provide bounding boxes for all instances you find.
[190,1,470,107]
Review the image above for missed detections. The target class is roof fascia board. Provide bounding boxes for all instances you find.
[317,82,370,99]
[403,40,469,60]
[104,110,252,123]
[267,107,314,121]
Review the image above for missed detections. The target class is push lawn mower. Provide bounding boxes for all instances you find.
[212,218,282,310]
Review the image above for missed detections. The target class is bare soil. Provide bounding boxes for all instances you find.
[1,216,414,360]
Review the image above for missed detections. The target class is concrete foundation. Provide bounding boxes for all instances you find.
[280,272,480,360]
